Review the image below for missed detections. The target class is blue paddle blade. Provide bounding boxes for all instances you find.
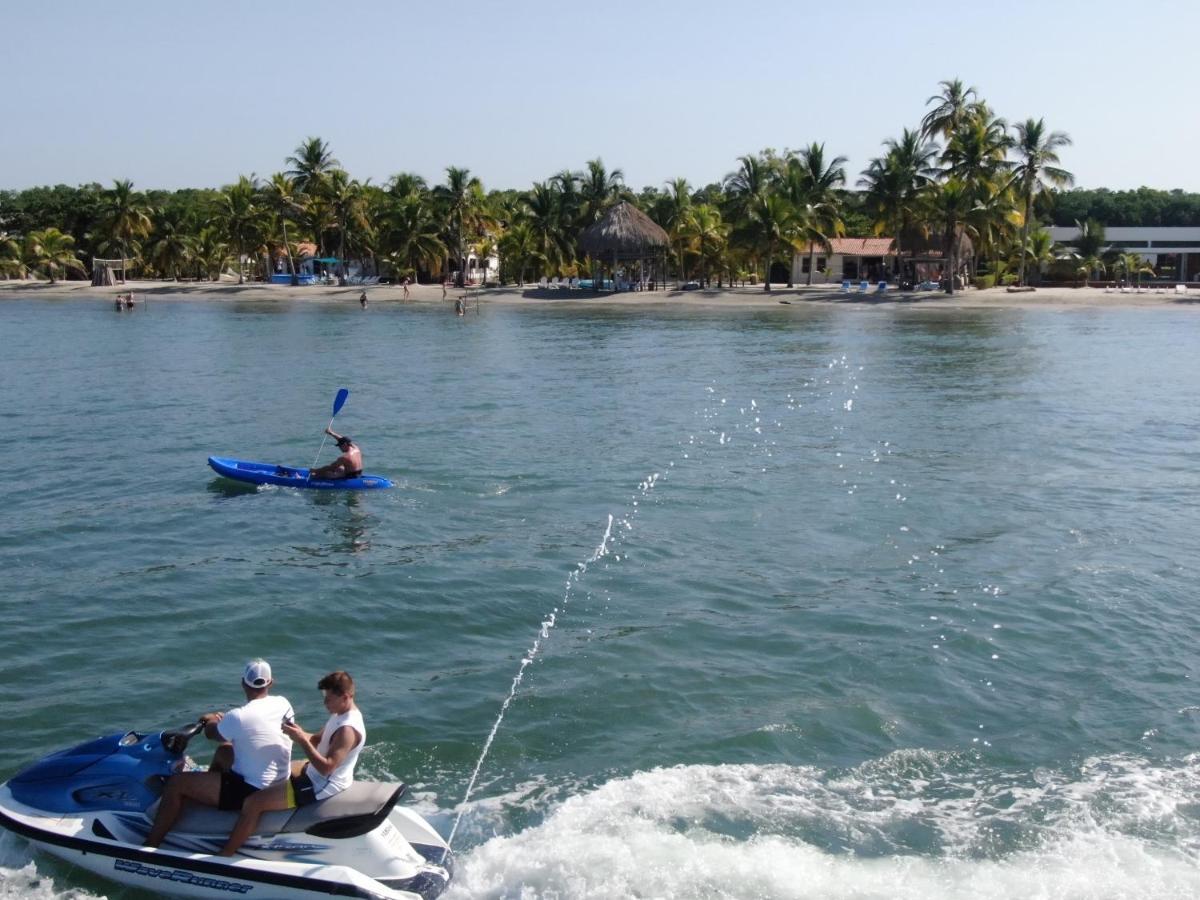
[332,388,349,416]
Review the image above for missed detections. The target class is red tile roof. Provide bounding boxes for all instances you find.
[798,238,895,257]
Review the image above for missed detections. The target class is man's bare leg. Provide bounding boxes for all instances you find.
[145,771,222,848]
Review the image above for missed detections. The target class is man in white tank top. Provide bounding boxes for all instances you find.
[219,670,365,856]
[146,659,294,849]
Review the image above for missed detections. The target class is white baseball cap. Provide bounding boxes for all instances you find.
[243,659,273,689]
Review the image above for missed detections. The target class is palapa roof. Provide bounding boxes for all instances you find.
[579,201,669,259]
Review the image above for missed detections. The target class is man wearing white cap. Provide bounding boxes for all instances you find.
[145,659,294,849]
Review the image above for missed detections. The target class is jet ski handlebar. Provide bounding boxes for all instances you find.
[160,720,206,755]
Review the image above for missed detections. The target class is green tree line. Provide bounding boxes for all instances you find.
[8,80,1173,290]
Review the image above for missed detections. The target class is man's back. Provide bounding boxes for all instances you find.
[218,695,294,788]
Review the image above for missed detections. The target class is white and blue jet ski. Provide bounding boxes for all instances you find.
[0,720,452,899]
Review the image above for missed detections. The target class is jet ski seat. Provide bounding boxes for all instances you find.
[162,781,406,839]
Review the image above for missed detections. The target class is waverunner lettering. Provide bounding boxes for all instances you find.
[113,858,253,893]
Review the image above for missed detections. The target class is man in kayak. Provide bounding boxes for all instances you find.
[145,659,295,849]
[311,429,362,480]
[218,670,366,856]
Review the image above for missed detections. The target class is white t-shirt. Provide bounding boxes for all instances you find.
[307,707,366,800]
[217,694,295,789]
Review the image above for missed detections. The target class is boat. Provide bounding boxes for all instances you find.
[0,720,452,899]
[208,456,393,490]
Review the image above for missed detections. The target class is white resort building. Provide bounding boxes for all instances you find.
[1048,226,1200,282]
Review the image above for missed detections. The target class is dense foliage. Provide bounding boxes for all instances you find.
[12,84,1179,289]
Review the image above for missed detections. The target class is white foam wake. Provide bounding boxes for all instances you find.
[445,755,1200,899]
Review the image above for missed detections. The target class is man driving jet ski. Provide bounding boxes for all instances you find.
[145,658,294,849]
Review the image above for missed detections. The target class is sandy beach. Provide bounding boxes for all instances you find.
[2,278,1197,310]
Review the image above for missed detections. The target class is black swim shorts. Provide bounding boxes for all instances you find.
[286,765,318,808]
[217,771,260,811]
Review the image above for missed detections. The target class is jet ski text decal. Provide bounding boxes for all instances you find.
[114,858,253,893]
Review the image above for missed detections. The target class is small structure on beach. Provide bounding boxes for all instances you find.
[792,238,897,285]
[91,258,129,286]
[578,201,669,291]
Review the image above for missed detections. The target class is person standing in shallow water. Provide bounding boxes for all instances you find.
[359,291,367,308]
[454,297,465,316]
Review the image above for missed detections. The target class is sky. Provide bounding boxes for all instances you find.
[5,0,1199,194]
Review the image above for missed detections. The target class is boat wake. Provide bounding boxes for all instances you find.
[444,751,1200,899]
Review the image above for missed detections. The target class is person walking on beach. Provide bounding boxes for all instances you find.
[218,670,366,857]
[402,277,410,300]
[145,659,294,850]
[441,280,447,300]
[311,430,362,480]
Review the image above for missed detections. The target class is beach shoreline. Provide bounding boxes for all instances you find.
[1,278,1197,310]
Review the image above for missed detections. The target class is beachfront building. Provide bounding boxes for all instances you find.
[791,231,972,287]
[1048,226,1200,282]
[791,238,896,285]
[463,248,499,285]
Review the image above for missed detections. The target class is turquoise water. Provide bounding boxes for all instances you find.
[3,296,1200,898]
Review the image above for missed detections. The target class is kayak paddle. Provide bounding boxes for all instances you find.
[310,388,350,472]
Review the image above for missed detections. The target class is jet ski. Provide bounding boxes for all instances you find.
[0,720,452,899]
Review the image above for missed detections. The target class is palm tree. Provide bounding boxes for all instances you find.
[286,137,341,197]
[94,179,153,265]
[497,220,540,284]
[785,144,847,284]
[262,173,304,285]
[858,129,938,272]
[679,203,729,286]
[215,176,264,284]
[521,181,572,276]
[146,206,193,280]
[25,228,86,282]
[434,167,487,285]
[659,178,693,282]
[380,190,446,282]
[745,193,795,291]
[194,226,230,281]
[578,158,624,228]
[0,232,25,279]
[932,178,970,295]
[326,170,365,285]
[1011,118,1073,287]
[921,78,982,141]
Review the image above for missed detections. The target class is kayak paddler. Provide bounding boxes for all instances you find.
[311,429,362,480]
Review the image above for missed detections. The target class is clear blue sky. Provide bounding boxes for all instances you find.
[6,0,1198,193]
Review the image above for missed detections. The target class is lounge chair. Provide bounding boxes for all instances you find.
[1176,284,1188,295]
[841,280,851,293]
[1104,284,1113,293]
[538,277,548,289]
[858,281,869,293]
[876,281,888,293]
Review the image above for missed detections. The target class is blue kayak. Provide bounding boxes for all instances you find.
[207,456,393,490]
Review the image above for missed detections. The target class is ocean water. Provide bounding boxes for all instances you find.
[2,295,1200,898]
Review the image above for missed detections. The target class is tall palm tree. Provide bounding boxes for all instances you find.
[94,179,153,265]
[521,181,572,275]
[434,166,486,285]
[932,178,970,295]
[858,128,938,271]
[194,226,230,281]
[215,176,264,284]
[380,190,445,282]
[1011,118,1073,287]
[785,144,847,284]
[326,170,365,285]
[921,78,982,141]
[658,178,693,281]
[25,228,86,282]
[745,193,795,291]
[286,137,340,197]
[262,173,304,285]
[577,158,624,228]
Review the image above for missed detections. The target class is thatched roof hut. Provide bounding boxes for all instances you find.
[579,202,669,260]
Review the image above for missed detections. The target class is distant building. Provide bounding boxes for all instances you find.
[792,238,896,284]
[1048,226,1200,282]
